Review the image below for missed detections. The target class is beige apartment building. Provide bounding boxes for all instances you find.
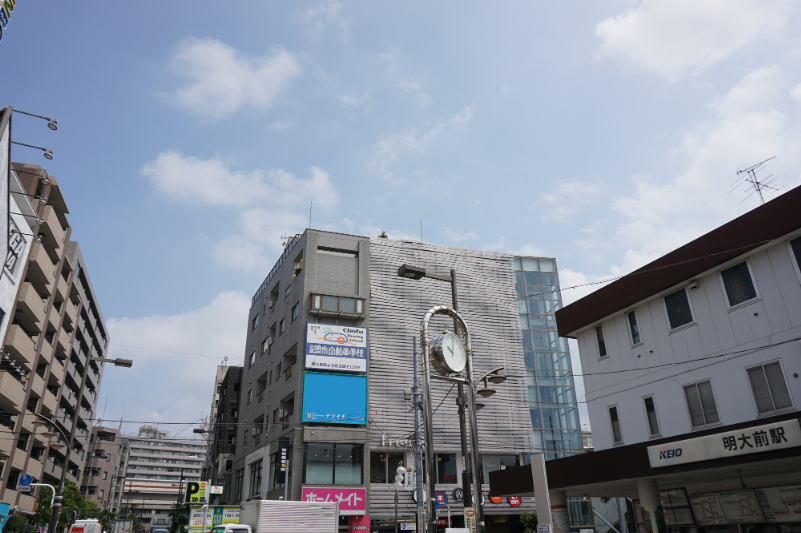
[81,426,122,511]
[0,162,110,514]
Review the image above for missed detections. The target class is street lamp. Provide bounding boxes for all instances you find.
[396,266,476,515]
[45,356,132,533]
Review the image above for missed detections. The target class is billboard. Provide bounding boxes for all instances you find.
[305,323,367,373]
[188,506,240,532]
[302,372,367,425]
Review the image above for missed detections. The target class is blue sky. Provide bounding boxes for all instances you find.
[3,1,801,435]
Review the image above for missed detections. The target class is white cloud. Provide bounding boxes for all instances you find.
[515,243,549,257]
[170,38,301,120]
[791,82,801,104]
[399,81,432,108]
[371,107,473,182]
[536,180,601,222]
[142,151,339,270]
[612,66,801,256]
[299,1,348,42]
[103,291,250,430]
[443,227,478,243]
[338,88,373,109]
[595,0,793,79]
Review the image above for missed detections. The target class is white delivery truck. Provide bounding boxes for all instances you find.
[70,519,103,533]
[231,500,339,533]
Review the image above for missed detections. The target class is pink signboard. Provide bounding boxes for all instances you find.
[302,487,367,515]
[349,515,370,532]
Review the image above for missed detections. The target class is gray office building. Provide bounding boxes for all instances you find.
[231,230,567,532]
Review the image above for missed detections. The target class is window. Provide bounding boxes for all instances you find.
[252,314,259,331]
[609,406,623,444]
[664,289,693,330]
[249,460,263,497]
[369,452,404,483]
[249,352,256,367]
[262,338,270,353]
[279,319,285,335]
[643,397,660,436]
[311,294,364,314]
[683,380,720,427]
[99,489,104,499]
[285,285,291,298]
[247,390,252,405]
[303,443,363,485]
[102,471,108,480]
[481,454,520,484]
[747,362,793,414]
[234,469,244,501]
[595,326,607,358]
[721,262,758,307]
[291,303,299,321]
[627,311,641,345]
[790,237,801,275]
[269,451,285,491]
[436,454,457,484]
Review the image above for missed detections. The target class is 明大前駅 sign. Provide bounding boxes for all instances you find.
[0,0,19,43]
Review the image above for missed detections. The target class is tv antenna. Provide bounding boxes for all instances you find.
[730,156,780,205]
[281,233,289,247]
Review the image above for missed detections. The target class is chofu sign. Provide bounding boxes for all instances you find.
[0,0,18,42]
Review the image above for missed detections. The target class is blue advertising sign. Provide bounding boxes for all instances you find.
[305,323,368,373]
[302,372,368,425]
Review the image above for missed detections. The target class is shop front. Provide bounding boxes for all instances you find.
[489,413,801,533]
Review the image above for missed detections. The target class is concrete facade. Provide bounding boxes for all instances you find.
[0,163,110,514]
[227,230,545,533]
[81,426,122,511]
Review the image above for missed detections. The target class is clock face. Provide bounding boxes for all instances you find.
[438,332,466,373]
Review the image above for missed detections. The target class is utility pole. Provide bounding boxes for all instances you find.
[413,339,425,532]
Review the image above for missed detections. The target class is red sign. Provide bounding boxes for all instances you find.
[350,514,370,532]
[509,496,522,507]
[490,496,504,504]
[436,517,451,527]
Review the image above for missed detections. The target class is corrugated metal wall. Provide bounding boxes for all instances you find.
[368,239,535,516]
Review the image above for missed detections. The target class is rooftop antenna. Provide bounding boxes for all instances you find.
[119,404,125,430]
[281,233,289,248]
[730,156,780,205]
[100,395,108,423]
[222,355,229,366]
[155,406,162,432]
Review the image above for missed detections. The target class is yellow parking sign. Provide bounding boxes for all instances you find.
[185,482,208,504]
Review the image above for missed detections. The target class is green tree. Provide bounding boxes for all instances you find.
[378,231,388,238]
[35,481,102,532]
[3,514,37,533]
[520,511,538,533]
[126,508,142,533]
[96,510,117,533]
[168,502,190,533]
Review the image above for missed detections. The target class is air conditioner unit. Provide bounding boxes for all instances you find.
[278,409,288,418]
[252,428,261,436]
[267,337,274,345]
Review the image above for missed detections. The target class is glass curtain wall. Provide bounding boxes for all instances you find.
[514,256,582,460]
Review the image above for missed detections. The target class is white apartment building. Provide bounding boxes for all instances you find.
[490,185,801,533]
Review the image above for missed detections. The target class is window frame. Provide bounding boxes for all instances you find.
[608,405,623,446]
[595,325,608,359]
[745,359,795,417]
[786,235,801,284]
[279,319,285,335]
[291,303,300,322]
[642,395,661,438]
[662,287,696,333]
[252,314,259,331]
[626,309,643,347]
[302,443,364,485]
[682,379,721,430]
[717,259,760,310]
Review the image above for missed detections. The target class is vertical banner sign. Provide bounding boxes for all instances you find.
[277,436,289,484]
[0,108,10,281]
[305,323,368,372]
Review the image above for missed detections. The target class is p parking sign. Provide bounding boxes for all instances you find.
[185,482,207,504]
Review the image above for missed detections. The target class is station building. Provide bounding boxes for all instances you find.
[490,184,801,533]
